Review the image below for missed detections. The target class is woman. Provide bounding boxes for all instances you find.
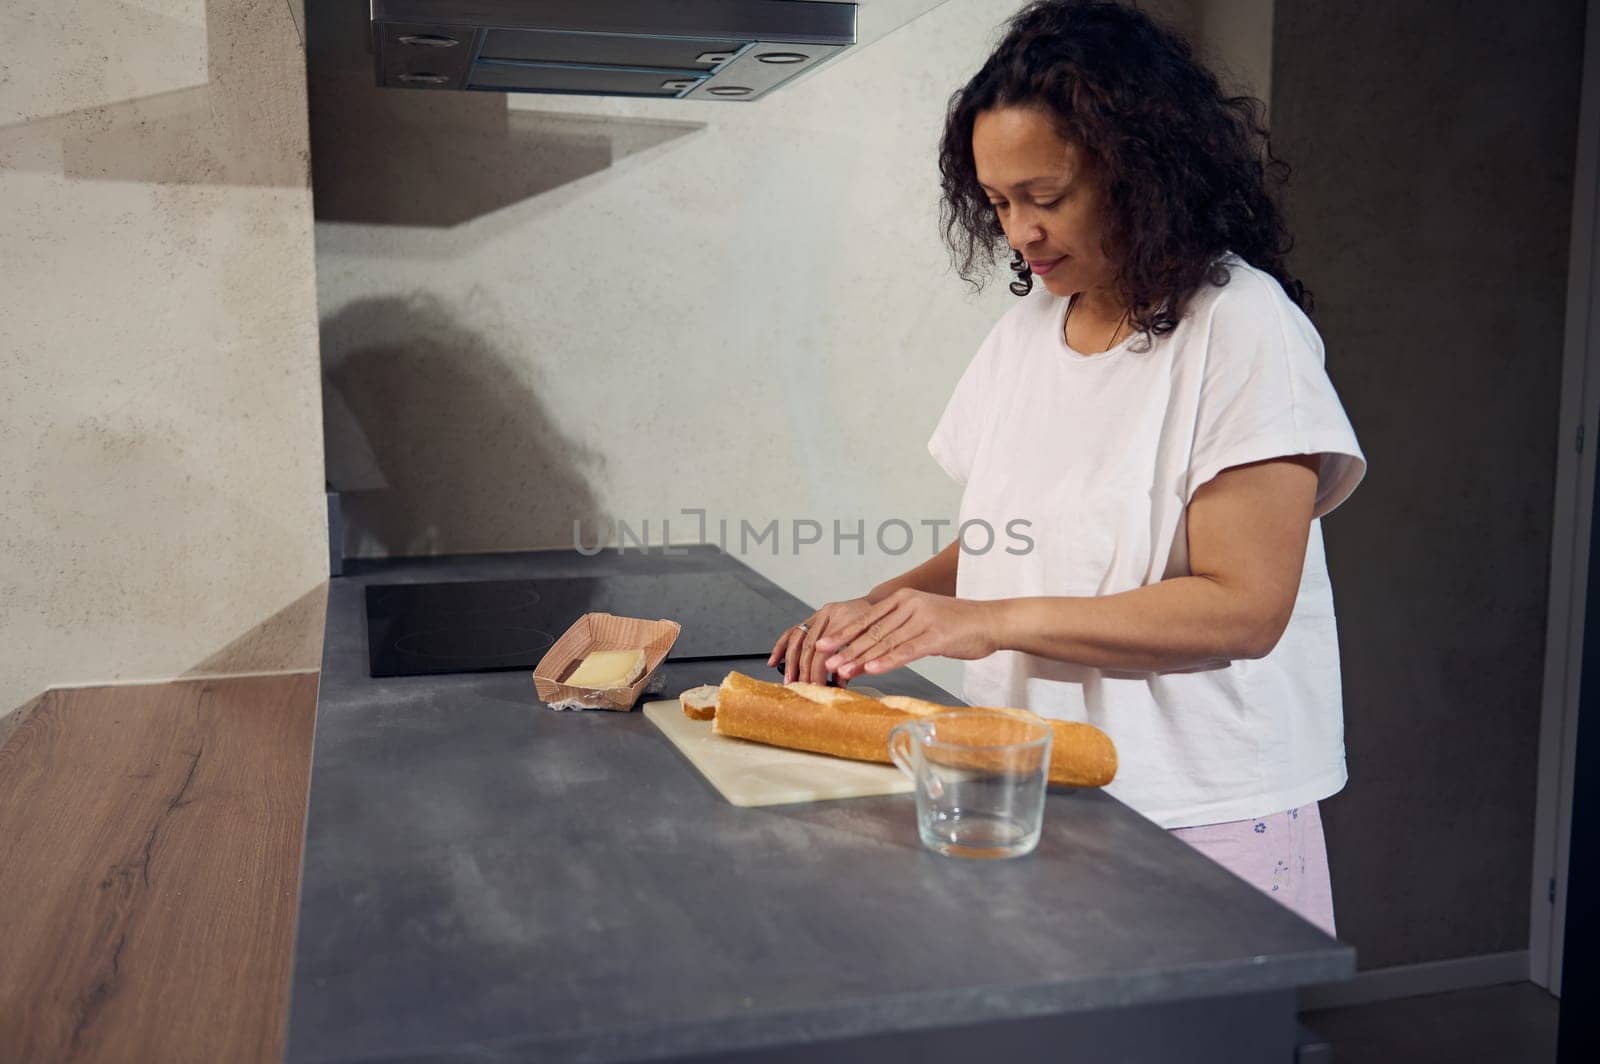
[766,0,1364,936]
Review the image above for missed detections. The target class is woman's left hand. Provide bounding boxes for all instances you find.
[815,589,1000,680]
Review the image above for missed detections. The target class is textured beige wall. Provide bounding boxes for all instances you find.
[0,0,327,726]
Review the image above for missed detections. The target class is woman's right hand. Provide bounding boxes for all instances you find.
[767,596,880,685]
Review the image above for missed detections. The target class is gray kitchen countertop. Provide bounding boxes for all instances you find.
[285,545,1353,1064]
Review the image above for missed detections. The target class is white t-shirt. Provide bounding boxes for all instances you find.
[927,253,1366,829]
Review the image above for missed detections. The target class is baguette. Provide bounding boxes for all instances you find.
[711,672,1116,787]
[880,695,1118,789]
[714,671,906,765]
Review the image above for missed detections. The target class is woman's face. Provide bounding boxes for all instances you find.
[972,104,1117,300]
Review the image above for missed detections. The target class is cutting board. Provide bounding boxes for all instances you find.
[642,693,913,807]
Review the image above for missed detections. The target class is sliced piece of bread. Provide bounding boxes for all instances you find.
[678,684,720,721]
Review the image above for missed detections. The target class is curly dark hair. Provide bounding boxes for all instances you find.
[938,0,1310,336]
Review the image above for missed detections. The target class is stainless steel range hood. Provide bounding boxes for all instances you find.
[370,0,858,101]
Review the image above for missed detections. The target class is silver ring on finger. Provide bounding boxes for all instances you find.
[796,622,811,634]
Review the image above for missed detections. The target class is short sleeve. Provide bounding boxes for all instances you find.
[927,322,1003,487]
[1186,275,1367,519]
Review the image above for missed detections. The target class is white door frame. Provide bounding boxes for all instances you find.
[1530,0,1600,996]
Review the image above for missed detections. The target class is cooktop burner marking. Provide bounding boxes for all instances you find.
[367,582,543,615]
[393,626,556,662]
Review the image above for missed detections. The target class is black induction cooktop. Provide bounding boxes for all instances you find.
[364,572,799,678]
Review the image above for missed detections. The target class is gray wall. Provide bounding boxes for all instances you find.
[1272,0,1586,968]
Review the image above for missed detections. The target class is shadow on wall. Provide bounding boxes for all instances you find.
[321,295,604,558]
[181,582,329,678]
[0,0,702,203]
[0,0,308,187]
[305,0,705,226]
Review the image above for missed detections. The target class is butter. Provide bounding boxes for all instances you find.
[565,648,647,689]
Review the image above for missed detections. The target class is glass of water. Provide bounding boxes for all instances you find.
[887,709,1053,859]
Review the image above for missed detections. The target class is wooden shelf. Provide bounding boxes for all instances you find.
[0,673,317,1063]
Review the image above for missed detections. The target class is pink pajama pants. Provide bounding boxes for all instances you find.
[1169,802,1337,937]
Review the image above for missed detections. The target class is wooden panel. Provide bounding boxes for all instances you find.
[0,690,45,750]
[0,674,318,1063]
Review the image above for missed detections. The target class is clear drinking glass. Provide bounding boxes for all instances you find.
[887,709,1053,859]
